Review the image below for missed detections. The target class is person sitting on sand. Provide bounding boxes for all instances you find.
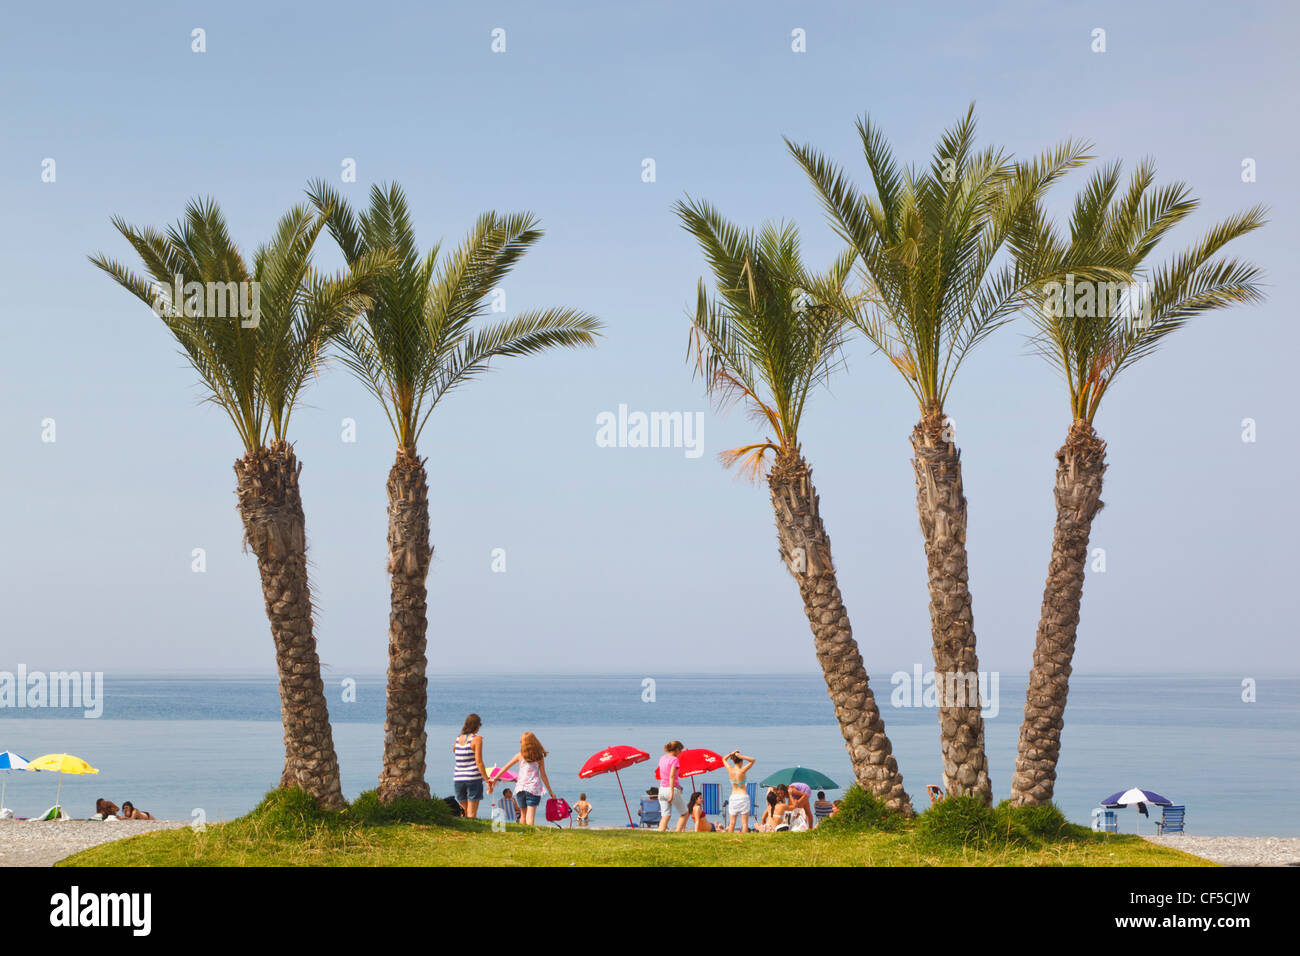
[119,801,154,820]
[756,788,781,831]
[814,790,834,822]
[95,799,120,819]
[686,791,718,832]
[830,799,842,817]
[787,784,813,830]
[724,750,755,833]
[574,793,592,827]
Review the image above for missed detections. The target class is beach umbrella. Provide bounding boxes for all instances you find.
[0,751,30,813]
[655,747,724,793]
[27,753,99,817]
[485,766,517,782]
[1101,787,1172,834]
[759,766,839,790]
[578,745,650,828]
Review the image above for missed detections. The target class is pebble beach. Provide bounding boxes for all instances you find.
[0,819,187,867]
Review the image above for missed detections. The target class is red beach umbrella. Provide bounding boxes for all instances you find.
[578,745,650,828]
[655,748,725,793]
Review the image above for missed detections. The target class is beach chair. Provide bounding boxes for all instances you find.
[638,799,661,828]
[1155,805,1185,835]
[1090,807,1118,833]
[813,800,834,823]
[701,783,721,817]
[494,797,518,824]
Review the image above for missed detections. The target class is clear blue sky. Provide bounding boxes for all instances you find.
[1,0,1296,677]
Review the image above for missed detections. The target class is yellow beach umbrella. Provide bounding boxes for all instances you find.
[28,753,98,817]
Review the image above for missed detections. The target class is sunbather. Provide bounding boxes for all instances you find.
[119,801,154,820]
[686,791,718,831]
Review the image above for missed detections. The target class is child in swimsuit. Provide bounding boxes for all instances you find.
[574,793,592,826]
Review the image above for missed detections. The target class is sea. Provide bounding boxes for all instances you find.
[1,673,1296,836]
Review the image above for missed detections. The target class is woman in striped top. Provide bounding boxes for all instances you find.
[452,713,492,818]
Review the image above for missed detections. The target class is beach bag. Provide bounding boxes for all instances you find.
[546,797,571,824]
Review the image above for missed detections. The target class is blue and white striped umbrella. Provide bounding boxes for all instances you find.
[1101,787,1171,808]
[0,751,31,812]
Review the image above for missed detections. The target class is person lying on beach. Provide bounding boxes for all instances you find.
[95,799,120,819]
[724,750,755,833]
[686,791,718,832]
[119,802,154,820]
[574,794,592,827]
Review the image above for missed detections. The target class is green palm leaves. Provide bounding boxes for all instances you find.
[787,106,1091,413]
[674,196,853,475]
[306,181,602,450]
[1017,160,1267,421]
[90,198,385,453]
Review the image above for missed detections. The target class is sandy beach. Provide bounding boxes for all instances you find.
[0,819,187,867]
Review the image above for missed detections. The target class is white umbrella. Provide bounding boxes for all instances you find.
[1101,787,1172,834]
[0,751,31,814]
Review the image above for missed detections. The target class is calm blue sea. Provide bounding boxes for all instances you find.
[1,674,1296,836]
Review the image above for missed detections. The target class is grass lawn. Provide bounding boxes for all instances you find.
[61,817,1210,868]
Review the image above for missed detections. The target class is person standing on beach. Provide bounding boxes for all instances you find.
[724,750,755,832]
[453,713,492,819]
[656,741,687,832]
[496,732,556,826]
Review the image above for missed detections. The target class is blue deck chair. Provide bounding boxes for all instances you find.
[1091,807,1118,832]
[701,782,721,817]
[492,795,518,824]
[638,799,662,828]
[1155,805,1185,835]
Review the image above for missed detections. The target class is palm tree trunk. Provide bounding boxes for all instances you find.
[377,448,432,803]
[910,411,992,803]
[768,453,912,814]
[1010,420,1107,805]
[234,440,345,810]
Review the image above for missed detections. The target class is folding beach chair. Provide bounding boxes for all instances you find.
[701,782,721,816]
[1155,805,1185,835]
[493,796,519,824]
[1090,807,1118,832]
[638,799,662,828]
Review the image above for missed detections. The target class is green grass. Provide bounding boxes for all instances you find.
[58,789,1212,868]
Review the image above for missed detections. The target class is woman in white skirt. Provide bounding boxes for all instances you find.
[724,750,756,832]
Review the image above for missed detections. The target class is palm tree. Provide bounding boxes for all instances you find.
[676,197,912,813]
[788,107,1090,802]
[91,199,387,808]
[1007,162,1266,805]
[307,181,602,803]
